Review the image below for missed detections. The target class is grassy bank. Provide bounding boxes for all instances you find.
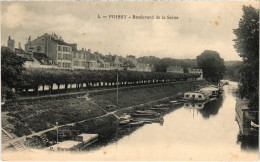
[2,80,207,139]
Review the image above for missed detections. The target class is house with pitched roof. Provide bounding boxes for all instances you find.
[25,33,74,70]
[72,48,86,70]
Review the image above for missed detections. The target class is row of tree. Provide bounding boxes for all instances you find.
[18,68,199,95]
[233,5,259,110]
[1,46,200,99]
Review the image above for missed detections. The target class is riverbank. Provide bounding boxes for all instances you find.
[2,80,208,150]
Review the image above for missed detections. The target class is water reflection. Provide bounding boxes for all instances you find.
[184,102,205,109]
[198,95,223,119]
[237,133,259,151]
[71,82,258,160]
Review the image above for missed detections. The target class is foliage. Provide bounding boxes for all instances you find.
[18,68,200,93]
[223,61,242,81]
[4,80,207,137]
[138,56,198,72]
[1,47,25,99]
[233,5,259,110]
[197,50,226,83]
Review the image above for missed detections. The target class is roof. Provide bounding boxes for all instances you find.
[15,48,25,54]
[77,134,98,143]
[50,38,71,46]
[121,59,136,67]
[17,53,34,61]
[49,140,80,149]
[33,52,53,65]
[200,87,219,92]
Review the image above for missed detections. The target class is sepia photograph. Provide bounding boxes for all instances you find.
[1,1,259,161]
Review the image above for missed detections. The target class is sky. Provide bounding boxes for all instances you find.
[1,1,259,61]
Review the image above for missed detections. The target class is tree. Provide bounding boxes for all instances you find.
[1,47,25,99]
[233,5,259,110]
[197,50,226,83]
[224,61,242,81]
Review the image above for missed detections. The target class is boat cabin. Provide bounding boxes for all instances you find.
[183,92,208,101]
[200,87,219,97]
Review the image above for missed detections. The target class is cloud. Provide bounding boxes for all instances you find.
[2,3,29,28]
[2,1,258,60]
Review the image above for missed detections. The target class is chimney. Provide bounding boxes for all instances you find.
[88,49,91,53]
[18,42,22,49]
[82,48,84,51]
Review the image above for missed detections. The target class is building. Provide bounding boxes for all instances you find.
[72,48,86,70]
[167,66,184,73]
[17,51,58,69]
[121,59,136,71]
[25,33,74,70]
[138,63,152,72]
[7,36,15,51]
[187,68,203,79]
[103,55,122,70]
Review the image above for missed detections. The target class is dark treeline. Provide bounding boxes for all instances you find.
[233,5,259,110]
[223,61,242,81]
[138,56,198,72]
[16,68,200,96]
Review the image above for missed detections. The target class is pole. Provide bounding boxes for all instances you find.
[56,122,58,150]
[117,72,119,107]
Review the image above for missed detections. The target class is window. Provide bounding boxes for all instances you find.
[63,54,65,59]
[58,62,61,67]
[186,94,189,98]
[73,53,76,58]
[58,53,61,59]
[37,46,41,51]
[58,46,61,51]
[68,63,71,68]
[79,53,81,58]
[192,95,195,98]
[198,104,202,107]
[63,47,66,51]
[63,63,65,67]
[198,95,202,98]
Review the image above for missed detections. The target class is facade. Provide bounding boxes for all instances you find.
[137,63,152,72]
[188,68,203,79]
[9,34,170,72]
[25,33,74,70]
[104,55,122,70]
[167,66,184,73]
[72,49,86,70]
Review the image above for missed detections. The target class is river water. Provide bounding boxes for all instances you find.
[4,81,258,161]
[75,81,258,161]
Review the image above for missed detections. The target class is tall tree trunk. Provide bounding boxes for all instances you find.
[35,85,39,96]
[57,84,60,94]
[26,88,29,97]
[65,84,68,93]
